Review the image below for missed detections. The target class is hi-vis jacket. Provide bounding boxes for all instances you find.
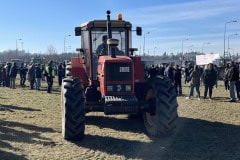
[45,66,55,78]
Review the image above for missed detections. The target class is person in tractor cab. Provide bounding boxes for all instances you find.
[96,35,108,56]
[96,35,124,56]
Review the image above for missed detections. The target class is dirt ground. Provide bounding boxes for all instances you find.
[0,79,240,160]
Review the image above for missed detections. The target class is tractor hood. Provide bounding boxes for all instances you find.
[98,55,132,64]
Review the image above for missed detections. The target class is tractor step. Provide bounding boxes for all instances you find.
[104,95,139,115]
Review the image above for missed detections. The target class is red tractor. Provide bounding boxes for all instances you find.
[61,10,178,140]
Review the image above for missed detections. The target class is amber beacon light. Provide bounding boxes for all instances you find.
[118,13,123,20]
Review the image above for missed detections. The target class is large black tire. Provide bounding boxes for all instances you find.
[61,77,85,140]
[143,76,178,137]
[65,62,72,76]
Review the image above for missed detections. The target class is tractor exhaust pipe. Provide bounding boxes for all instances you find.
[106,10,112,40]
[106,10,116,58]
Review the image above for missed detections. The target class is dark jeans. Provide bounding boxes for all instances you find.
[20,74,26,86]
[58,76,63,86]
[235,80,240,99]
[189,85,200,98]
[224,80,229,91]
[204,85,214,99]
[47,77,53,93]
[185,76,189,84]
[174,80,182,95]
[0,80,6,87]
[6,76,10,87]
[30,79,35,89]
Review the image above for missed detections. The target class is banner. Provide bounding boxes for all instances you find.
[196,54,220,65]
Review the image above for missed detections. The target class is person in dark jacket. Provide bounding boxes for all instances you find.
[158,64,165,76]
[228,61,240,102]
[186,65,202,100]
[5,62,11,87]
[202,63,217,100]
[235,63,240,100]
[224,63,230,91]
[35,64,42,90]
[184,66,190,84]
[174,65,182,96]
[96,35,108,55]
[45,60,55,93]
[27,63,35,89]
[0,65,3,86]
[148,64,158,78]
[19,63,27,87]
[164,62,175,82]
[58,62,65,86]
[1,66,6,87]
[9,62,18,89]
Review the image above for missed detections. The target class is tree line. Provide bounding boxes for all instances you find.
[0,49,78,64]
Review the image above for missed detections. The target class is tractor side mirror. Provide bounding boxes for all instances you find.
[136,27,142,36]
[76,48,85,63]
[129,48,138,56]
[76,48,84,55]
[75,27,81,36]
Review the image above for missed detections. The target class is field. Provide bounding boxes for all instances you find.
[0,78,240,160]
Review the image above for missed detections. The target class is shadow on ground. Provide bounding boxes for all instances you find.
[86,115,145,134]
[76,116,240,160]
[0,120,56,160]
[0,150,27,160]
[212,96,239,103]
[0,104,41,112]
[40,86,61,93]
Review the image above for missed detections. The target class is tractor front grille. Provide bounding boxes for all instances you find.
[106,62,132,82]
[104,95,139,115]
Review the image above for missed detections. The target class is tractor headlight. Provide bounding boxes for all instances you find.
[107,85,113,92]
[125,85,131,92]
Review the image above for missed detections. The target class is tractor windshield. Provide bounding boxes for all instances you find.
[91,28,127,55]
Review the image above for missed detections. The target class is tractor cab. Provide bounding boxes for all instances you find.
[73,11,142,97]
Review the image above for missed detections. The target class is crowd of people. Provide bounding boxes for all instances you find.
[1,58,239,102]
[146,61,240,102]
[0,60,66,93]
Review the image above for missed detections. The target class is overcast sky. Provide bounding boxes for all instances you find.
[0,0,239,55]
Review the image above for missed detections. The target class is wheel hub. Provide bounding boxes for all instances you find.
[146,112,156,126]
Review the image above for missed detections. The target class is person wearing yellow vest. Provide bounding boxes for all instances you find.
[45,60,55,93]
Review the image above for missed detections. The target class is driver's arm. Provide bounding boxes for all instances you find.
[96,44,103,55]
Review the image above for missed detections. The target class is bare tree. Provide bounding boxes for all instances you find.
[47,45,57,55]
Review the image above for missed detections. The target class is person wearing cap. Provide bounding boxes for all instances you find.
[96,35,108,56]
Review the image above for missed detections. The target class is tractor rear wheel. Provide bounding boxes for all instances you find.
[61,77,85,140]
[143,76,178,137]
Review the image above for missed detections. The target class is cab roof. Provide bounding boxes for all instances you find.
[80,20,132,29]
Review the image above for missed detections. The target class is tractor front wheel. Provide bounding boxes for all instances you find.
[65,62,72,76]
[61,77,85,140]
[143,76,178,137]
